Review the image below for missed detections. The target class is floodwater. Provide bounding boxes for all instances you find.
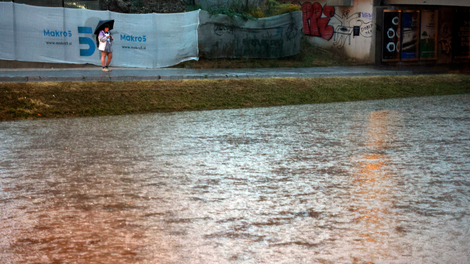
[1,95,469,264]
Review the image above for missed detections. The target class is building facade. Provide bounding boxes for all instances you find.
[374,0,470,65]
[3,0,469,65]
[280,0,469,64]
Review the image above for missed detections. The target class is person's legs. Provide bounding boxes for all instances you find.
[101,52,107,67]
[101,52,109,71]
[106,53,113,67]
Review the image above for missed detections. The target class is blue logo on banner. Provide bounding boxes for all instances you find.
[120,34,147,42]
[44,30,72,37]
[78,27,95,56]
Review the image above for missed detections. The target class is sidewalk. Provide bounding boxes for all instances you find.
[1,63,468,83]
[0,66,416,83]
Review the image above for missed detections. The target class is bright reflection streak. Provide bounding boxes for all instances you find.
[351,110,403,261]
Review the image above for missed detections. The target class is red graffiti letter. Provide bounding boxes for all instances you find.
[302,2,335,40]
[302,2,322,36]
[310,2,322,36]
[322,5,335,18]
[319,5,335,40]
[302,2,313,35]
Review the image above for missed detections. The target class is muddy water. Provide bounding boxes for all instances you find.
[1,95,469,264]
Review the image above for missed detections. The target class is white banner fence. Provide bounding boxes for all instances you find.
[0,2,200,68]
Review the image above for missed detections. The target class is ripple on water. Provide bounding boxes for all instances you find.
[1,95,469,263]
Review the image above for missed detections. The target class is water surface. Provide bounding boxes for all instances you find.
[1,95,469,263]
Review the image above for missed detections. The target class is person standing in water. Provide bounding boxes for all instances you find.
[98,24,113,71]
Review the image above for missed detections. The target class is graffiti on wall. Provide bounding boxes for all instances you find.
[301,2,335,40]
[293,1,372,48]
[333,9,372,48]
[209,22,299,58]
[198,10,302,59]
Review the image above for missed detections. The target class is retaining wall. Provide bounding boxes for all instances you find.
[198,10,303,59]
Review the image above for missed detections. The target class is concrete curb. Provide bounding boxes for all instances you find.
[0,70,413,83]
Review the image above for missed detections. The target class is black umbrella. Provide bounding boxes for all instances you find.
[94,19,114,35]
[94,19,114,47]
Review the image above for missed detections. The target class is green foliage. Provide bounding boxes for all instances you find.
[272,4,301,16]
[264,0,280,16]
[185,4,202,12]
[247,6,265,18]
[130,0,144,11]
[208,0,249,17]
[264,0,301,16]
[266,0,280,8]
[208,6,255,21]
[206,0,299,20]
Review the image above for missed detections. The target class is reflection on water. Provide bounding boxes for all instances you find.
[350,110,401,261]
[1,95,469,263]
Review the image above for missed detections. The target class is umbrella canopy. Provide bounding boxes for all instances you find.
[94,19,114,35]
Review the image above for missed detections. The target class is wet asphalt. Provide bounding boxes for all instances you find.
[1,62,469,83]
[0,66,416,83]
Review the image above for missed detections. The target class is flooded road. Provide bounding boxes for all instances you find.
[1,94,469,263]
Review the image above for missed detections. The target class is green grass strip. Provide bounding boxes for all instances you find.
[1,74,469,121]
